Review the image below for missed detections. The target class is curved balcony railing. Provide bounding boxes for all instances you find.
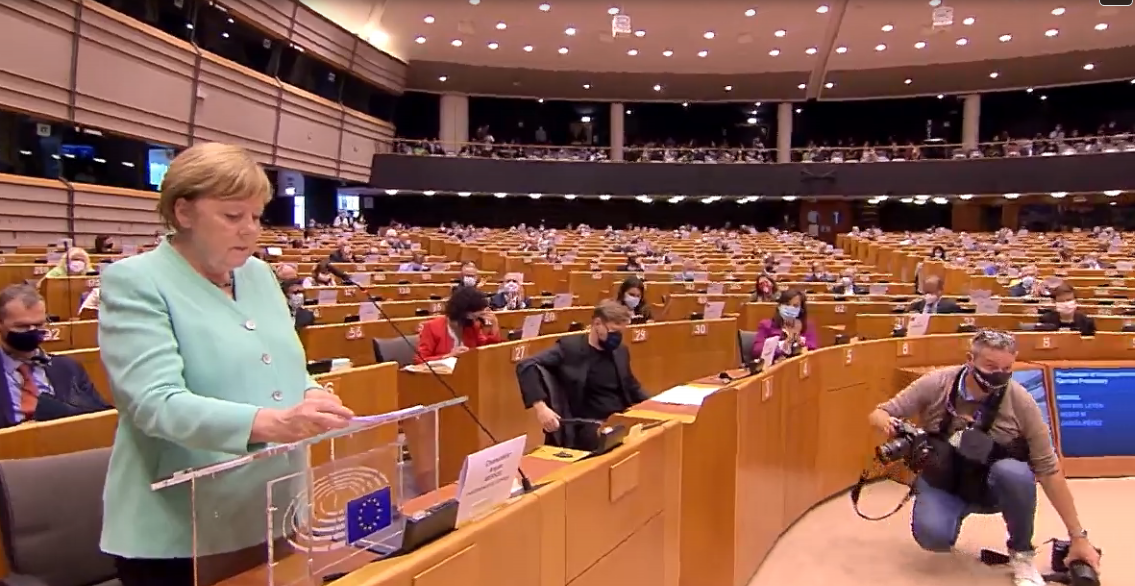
[381,134,1135,164]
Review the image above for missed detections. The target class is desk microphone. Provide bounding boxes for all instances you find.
[325,262,536,494]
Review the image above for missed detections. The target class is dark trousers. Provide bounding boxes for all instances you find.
[114,538,291,586]
[115,557,194,586]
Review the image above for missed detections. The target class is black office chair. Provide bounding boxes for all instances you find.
[398,280,411,285]
[371,335,420,367]
[957,323,978,333]
[428,295,442,300]
[689,312,704,320]
[506,329,523,341]
[344,315,360,323]
[541,290,553,296]
[631,315,647,325]
[891,327,907,337]
[414,308,430,316]
[568,321,585,332]
[833,334,850,345]
[1121,324,1135,333]
[737,330,757,366]
[540,301,554,309]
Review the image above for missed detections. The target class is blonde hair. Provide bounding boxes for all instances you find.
[593,299,632,325]
[158,142,272,229]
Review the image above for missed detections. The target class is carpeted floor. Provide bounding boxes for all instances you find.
[749,478,1131,585]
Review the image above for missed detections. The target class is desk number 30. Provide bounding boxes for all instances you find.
[692,323,708,336]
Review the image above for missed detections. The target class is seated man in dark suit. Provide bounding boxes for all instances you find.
[0,284,110,428]
[907,276,961,314]
[281,278,316,330]
[1038,283,1096,335]
[516,301,648,451]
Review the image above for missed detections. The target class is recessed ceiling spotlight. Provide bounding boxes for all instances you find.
[451,39,463,47]
[496,22,507,30]
[1051,7,1065,15]
[564,27,576,35]
[607,7,619,15]
[914,41,927,49]
[955,37,968,45]
[774,29,786,37]
[724,85,733,91]
[1084,63,1095,70]
[797,83,806,89]
[538,3,551,11]
[703,31,715,39]
[937,94,944,99]
[825,82,834,88]
[999,34,1012,42]
[662,49,673,56]
[487,42,499,49]
[558,47,569,54]
[835,46,847,53]
[523,44,534,51]
[423,15,435,23]
[634,30,646,37]
[769,49,780,56]
[438,75,447,82]
[989,71,999,78]
[1095,23,1108,31]
[1027,87,1034,92]
[881,24,894,32]
[1045,28,1059,37]
[806,47,818,54]
[904,78,912,84]
[816,5,829,13]
[653,84,662,91]
[745,8,756,17]
[795,108,802,113]
[698,50,708,57]
[583,83,591,89]
[627,49,638,55]
[875,43,887,51]
[415,36,426,44]
[1040,95,1048,100]
[962,17,975,25]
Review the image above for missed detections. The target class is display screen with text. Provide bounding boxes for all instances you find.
[1012,369,1055,446]
[1051,368,1135,457]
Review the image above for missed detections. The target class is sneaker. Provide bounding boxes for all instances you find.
[1009,550,1044,586]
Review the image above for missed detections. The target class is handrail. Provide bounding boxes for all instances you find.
[381,134,1135,164]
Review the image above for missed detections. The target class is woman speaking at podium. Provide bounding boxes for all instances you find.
[96,143,355,586]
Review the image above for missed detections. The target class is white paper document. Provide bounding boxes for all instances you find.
[520,314,543,339]
[455,435,527,526]
[906,313,931,336]
[759,336,780,366]
[651,385,719,406]
[704,301,725,320]
[553,293,574,308]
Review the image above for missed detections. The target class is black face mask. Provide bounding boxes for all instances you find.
[972,366,1012,391]
[4,329,44,353]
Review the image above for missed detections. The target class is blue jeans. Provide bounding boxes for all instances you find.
[911,459,1037,553]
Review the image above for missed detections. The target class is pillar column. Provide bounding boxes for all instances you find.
[609,102,624,161]
[962,94,980,151]
[777,102,793,163]
[439,93,469,154]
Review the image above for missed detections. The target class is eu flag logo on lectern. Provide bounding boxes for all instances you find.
[345,486,392,544]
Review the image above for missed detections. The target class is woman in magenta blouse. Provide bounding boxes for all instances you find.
[751,289,818,362]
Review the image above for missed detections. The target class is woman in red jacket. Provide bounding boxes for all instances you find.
[416,285,502,363]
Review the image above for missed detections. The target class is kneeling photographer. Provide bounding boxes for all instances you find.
[867,330,1101,585]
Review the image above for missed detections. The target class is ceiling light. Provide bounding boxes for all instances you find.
[438,75,447,81]
[457,192,471,197]
[538,3,551,11]
[423,15,435,23]
[683,102,689,107]
[999,34,1012,42]
[704,31,715,39]
[564,27,576,35]
[825,82,834,88]
[384,189,398,195]
[583,83,590,89]
[904,78,912,84]
[937,94,944,99]
[537,98,544,103]
[806,47,817,55]
[914,41,926,49]
[451,39,462,47]
[746,117,757,124]
[1045,28,1059,37]
[769,49,780,56]
[1051,7,1065,15]
[652,84,662,91]
[989,72,999,78]
[816,5,829,13]
[662,49,673,56]
[523,45,533,51]
[774,29,786,37]
[955,37,968,45]
[835,46,847,53]
[959,194,974,200]
[795,108,802,113]
[724,85,733,91]
[1026,87,1034,92]
[599,195,611,201]
[1051,192,1068,198]
[423,191,436,196]
[496,21,506,29]
[487,42,499,49]
[875,43,887,51]
[798,83,806,89]
[493,193,506,198]
[1095,23,1108,31]
[469,0,480,5]
[608,7,619,15]
[634,30,646,37]
[881,24,894,32]
[1040,95,1047,100]
[558,47,568,54]
[1084,63,1095,70]
[745,8,756,17]
[564,194,576,200]
[698,50,708,57]
[962,17,975,25]
[1104,190,1121,196]
[627,49,638,55]
[1004,193,1020,199]
[415,36,426,44]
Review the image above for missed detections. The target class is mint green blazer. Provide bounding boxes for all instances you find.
[98,240,318,559]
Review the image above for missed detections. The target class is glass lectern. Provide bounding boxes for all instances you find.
[151,398,467,586]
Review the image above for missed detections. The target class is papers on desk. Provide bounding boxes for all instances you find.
[553,293,574,308]
[906,313,930,337]
[651,384,719,406]
[402,356,457,373]
[317,289,338,304]
[759,337,780,366]
[521,314,543,339]
[704,301,725,320]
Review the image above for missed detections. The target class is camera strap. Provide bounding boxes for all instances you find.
[848,467,916,521]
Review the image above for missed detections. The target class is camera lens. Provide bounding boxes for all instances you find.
[1068,561,1099,586]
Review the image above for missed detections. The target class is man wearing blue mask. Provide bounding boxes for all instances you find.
[515,300,647,450]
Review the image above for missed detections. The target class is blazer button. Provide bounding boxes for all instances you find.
[261,353,272,364]
[271,391,283,401]
[244,320,256,331]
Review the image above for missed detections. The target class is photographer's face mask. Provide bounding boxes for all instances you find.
[968,356,1012,392]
